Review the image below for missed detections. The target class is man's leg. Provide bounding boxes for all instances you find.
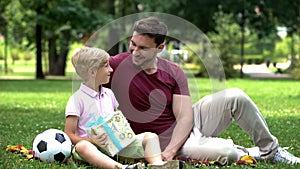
[191,88,278,160]
[177,127,238,165]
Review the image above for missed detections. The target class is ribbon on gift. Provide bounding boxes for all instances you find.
[86,114,123,151]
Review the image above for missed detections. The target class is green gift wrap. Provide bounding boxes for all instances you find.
[86,110,136,156]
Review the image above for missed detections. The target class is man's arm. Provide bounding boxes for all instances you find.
[162,94,194,161]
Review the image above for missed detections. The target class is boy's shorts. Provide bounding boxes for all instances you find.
[72,133,145,161]
[72,145,84,161]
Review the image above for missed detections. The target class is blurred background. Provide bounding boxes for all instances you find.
[0,0,299,80]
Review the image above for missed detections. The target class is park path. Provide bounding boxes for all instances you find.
[0,63,293,80]
[242,63,292,79]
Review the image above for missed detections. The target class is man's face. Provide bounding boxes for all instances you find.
[129,31,163,67]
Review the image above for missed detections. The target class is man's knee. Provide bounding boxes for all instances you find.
[226,88,244,98]
[225,88,249,103]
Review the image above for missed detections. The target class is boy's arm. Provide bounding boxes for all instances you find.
[65,115,108,147]
[64,116,93,144]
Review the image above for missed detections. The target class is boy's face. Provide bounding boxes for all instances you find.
[129,31,164,67]
[95,61,113,85]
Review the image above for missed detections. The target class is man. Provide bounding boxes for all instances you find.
[105,16,300,165]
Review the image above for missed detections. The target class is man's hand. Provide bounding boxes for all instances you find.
[90,128,108,148]
[162,148,177,161]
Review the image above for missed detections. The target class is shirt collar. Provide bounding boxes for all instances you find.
[79,83,107,98]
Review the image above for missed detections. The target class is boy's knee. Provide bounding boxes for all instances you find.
[72,140,92,161]
[144,132,158,138]
[75,140,91,153]
[142,132,159,144]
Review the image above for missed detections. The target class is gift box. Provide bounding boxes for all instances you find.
[86,110,136,156]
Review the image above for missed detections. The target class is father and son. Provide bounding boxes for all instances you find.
[64,16,300,169]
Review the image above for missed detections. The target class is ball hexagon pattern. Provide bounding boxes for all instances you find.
[32,129,72,163]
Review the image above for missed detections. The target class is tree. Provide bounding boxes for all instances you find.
[17,0,110,77]
[218,0,276,77]
[42,0,103,76]
[208,11,241,78]
[273,37,291,61]
[266,0,300,71]
[0,0,9,74]
[108,0,138,55]
[1,0,34,74]
[35,5,44,79]
[11,0,46,79]
[137,0,219,33]
[137,0,278,78]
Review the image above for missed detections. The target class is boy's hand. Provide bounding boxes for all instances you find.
[90,128,108,148]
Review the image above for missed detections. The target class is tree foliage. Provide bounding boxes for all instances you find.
[208,11,241,78]
[1,0,299,78]
[2,0,112,78]
[265,0,300,70]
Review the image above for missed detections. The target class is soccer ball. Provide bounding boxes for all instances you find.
[32,129,72,163]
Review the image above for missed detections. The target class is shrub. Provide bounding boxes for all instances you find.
[291,59,300,80]
[23,52,33,61]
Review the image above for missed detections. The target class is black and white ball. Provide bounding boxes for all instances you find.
[32,129,72,163]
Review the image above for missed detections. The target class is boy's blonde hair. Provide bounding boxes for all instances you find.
[72,46,109,82]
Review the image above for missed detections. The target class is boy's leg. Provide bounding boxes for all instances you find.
[73,140,124,169]
[142,132,163,164]
[118,133,145,159]
[118,132,163,164]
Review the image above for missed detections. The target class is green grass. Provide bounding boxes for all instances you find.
[0,59,75,78]
[0,78,300,168]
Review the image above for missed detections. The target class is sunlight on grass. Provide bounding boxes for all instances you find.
[0,79,300,168]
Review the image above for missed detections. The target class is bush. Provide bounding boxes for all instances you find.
[291,59,300,80]
[23,52,33,61]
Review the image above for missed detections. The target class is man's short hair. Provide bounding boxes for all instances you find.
[133,16,168,46]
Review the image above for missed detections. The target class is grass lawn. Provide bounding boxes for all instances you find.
[0,78,300,168]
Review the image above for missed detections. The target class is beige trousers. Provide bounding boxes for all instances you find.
[176,88,278,164]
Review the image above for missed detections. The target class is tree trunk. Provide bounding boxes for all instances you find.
[287,33,298,72]
[48,30,70,76]
[240,22,245,78]
[3,18,8,74]
[48,37,57,75]
[239,7,245,79]
[35,7,44,79]
[107,27,120,56]
[196,39,208,77]
[57,30,70,76]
